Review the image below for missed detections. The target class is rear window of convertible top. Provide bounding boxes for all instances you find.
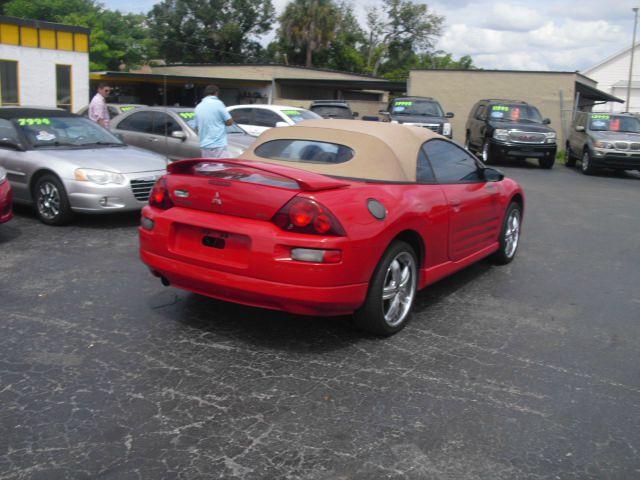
[254,139,354,164]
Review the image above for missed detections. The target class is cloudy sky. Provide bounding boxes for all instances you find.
[103,0,640,73]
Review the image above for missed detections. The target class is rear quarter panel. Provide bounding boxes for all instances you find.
[312,183,450,284]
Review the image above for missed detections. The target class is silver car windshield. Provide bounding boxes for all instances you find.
[177,110,248,134]
[13,116,125,149]
[589,114,640,133]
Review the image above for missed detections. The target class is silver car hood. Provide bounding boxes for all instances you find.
[29,145,168,173]
[227,133,256,156]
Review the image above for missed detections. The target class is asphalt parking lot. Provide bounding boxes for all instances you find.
[1,162,639,479]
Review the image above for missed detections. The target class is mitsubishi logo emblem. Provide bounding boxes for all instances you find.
[212,192,223,205]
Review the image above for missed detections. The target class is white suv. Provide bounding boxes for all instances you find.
[227,104,321,136]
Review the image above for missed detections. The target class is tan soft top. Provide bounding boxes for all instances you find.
[238,119,443,182]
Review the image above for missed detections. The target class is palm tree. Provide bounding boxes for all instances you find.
[278,0,341,67]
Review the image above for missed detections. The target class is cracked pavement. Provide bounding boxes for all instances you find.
[1,164,639,479]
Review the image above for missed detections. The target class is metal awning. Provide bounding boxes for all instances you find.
[576,81,624,103]
[90,71,269,87]
[275,77,406,93]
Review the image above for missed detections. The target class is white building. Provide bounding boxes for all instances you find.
[581,42,640,113]
[0,16,90,111]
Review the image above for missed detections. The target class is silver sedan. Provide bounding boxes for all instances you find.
[110,106,256,161]
[0,107,168,225]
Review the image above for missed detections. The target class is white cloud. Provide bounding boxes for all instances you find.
[482,3,545,32]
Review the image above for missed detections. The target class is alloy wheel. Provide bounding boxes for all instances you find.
[381,252,417,327]
[37,181,62,221]
[504,208,521,259]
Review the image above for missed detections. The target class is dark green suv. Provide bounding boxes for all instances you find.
[465,99,557,169]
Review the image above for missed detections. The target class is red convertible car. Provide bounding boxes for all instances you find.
[139,120,524,335]
[0,166,12,224]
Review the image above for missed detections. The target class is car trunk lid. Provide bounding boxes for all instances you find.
[164,158,350,220]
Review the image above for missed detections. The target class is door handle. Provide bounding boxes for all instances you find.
[449,199,462,212]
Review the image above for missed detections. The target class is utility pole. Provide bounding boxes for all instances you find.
[626,7,639,111]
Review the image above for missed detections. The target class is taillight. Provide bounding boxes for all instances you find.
[149,177,174,210]
[272,197,345,236]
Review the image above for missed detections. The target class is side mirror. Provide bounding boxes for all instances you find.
[171,130,187,140]
[352,112,359,118]
[275,121,289,128]
[576,125,585,132]
[0,138,25,151]
[446,112,455,118]
[543,118,551,124]
[378,110,390,116]
[483,167,504,182]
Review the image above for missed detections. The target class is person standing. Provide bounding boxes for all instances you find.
[88,83,112,129]
[195,84,234,158]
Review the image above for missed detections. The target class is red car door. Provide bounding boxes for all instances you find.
[421,139,501,262]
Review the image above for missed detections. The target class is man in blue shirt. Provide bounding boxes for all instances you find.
[194,84,234,158]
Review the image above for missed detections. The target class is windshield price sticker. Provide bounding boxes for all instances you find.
[120,106,136,112]
[18,118,51,126]
[492,106,510,111]
[394,101,413,106]
[591,114,610,120]
[283,110,301,116]
[179,112,195,119]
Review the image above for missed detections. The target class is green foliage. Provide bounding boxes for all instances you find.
[277,0,342,67]
[365,0,444,76]
[147,0,274,64]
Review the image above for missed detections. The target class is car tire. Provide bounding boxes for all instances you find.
[564,143,577,167]
[581,149,596,175]
[482,139,492,164]
[539,156,554,169]
[354,241,418,336]
[490,202,522,265]
[34,174,73,225]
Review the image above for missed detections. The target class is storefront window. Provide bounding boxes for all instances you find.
[56,64,72,111]
[0,60,19,106]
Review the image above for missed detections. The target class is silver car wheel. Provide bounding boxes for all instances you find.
[37,180,61,220]
[381,252,417,327]
[504,208,521,259]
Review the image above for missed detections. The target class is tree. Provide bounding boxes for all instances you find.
[365,0,444,76]
[277,0,341,68]
[3,0,95,19]
[3,0,155,70]
[147,0,274,64]
[415,52,477,70]
[323,2,367,73]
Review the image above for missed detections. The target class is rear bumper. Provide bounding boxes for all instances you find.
[489,141,556,159]
[141,249,368,316]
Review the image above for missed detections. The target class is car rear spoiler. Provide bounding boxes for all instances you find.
[167,158,351,192]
